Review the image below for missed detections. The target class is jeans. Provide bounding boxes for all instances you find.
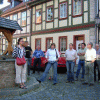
[27,58,32,74]
[39,61,58,84]
[76,60,85,78]
[66,61,75,81]
[33,58,41,73]
[96,60,100,81]
[49,66,53,77]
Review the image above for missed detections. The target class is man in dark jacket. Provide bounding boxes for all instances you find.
[25,41,32,76]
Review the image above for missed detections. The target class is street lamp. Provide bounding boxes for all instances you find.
[0,34,2,55]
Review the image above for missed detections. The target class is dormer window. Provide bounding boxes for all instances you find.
[12,0,14,8]
[23,0,29,2]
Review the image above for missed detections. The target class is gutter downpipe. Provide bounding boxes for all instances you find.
[95,0,99,45]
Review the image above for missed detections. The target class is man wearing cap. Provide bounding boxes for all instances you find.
[94,44,100,83]
[82,42,96,86]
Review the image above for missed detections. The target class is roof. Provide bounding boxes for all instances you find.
[0,5,11,12]
[0,17,22,31]
[2,1,34,15]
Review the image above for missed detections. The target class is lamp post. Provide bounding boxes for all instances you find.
[95,0,99,45]
[0,34,2,55]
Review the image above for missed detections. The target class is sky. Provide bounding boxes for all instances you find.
[0,0,10,9]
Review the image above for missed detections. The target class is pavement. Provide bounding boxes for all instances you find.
[0,67,100,100]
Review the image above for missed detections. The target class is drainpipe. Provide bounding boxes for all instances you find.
[30,7,32,47]
[95,0,99,45]
[95,0,97,45]
[97,0,99,44]
[25,1,31,46]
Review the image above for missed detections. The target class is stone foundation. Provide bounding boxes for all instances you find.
[0,59,16,89]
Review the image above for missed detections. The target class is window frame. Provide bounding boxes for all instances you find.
[35,9,42,25]
[59,1,68,20]
[35,38,41,49]
[12,0,14,8]
[59,36,67,53]
[46,5,54,22]
[13,14,17,21]
[24,0,29,2]
[72,0,83,17]
[46,37,53,51]
[21,11,27,27]
[6,16,10,19]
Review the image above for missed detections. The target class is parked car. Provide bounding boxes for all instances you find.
[31,51,67,73]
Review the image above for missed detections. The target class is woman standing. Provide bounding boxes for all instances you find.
[37,43,60,85]
[13,38,27,89]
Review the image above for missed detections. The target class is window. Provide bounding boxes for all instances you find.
[12,39,17,49]
[35,38,41,49]
[59,36,67,52]
[12,0,14,8]
[23,38,27,41]
[46,37,53,50]
[13,14,17,21]
[46,6,53,22]
[6,16,10,19]
[59,2,67,19]
[21,11,26,26]
[23,0,29,2]
[36,9,42,24]
[73,0,82,17]
[5,40,8,50]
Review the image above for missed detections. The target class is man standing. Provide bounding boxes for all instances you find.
[25,41,32,76]
[94,44,100,82]
[65,43,77,83]
[32,45,44,74]
[75,43,86,81]
[82,42,96,86]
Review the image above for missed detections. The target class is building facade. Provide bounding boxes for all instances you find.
[1,0,100,59]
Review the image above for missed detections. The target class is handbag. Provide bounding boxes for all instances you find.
[16,56,26,66]
[16,47,26,66]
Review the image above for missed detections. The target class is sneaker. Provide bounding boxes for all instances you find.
[75,78,78,81]
[53,83,57,85]
[89,83,94,86]
[98,80,100,83]
[37,79,41,83]
[82,82,88,85]
[71,81,75,83]
[81,78,84,81]
[66,80,70,83]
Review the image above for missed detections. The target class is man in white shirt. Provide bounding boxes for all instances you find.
[82,42,96,86]
[65,43,77,83]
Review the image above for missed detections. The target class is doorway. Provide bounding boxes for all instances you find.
[73,35,85,64]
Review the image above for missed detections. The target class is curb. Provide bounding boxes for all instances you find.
[0,77,39,98]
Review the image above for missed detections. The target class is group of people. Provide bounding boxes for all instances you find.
[12,37,100,89]
[37,42,100,86]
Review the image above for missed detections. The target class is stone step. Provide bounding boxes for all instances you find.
[0,77,39,98]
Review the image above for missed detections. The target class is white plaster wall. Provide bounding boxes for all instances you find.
[31,29,90,51]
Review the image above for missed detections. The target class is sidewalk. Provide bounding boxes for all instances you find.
[0,76,39,99]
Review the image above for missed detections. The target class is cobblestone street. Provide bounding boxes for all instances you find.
[1,70,100,100]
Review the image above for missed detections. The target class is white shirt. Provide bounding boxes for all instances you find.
[85,48,96,61]
[65,49,77,60]
[46,49,60,61]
